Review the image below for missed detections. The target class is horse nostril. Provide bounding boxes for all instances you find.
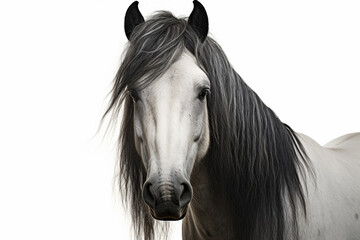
[179,182,193,207]
[143,181,155,208]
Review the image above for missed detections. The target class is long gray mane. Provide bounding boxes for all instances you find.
[104,11,310,240]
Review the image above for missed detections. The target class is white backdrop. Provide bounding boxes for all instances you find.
[1,0,359,239]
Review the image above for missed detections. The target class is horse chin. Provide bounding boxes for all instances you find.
[150,204,188,221]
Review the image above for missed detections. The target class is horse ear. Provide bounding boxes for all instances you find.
[124,1,145,40]
[188,0,209,42]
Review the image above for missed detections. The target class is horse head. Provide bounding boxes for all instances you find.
[124,0,210,220]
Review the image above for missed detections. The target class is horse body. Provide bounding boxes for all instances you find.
[181,133,360,240]
[105,1,360,239]
[296,133,360,240]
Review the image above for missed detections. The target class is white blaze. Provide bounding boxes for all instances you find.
[134,51,210,180]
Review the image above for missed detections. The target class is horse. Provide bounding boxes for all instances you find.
[104,1,360,239]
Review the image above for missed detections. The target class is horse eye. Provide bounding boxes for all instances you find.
[129,90,139,102]
[198,88,210,101]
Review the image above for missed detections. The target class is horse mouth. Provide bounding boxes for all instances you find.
[149,203,188,221]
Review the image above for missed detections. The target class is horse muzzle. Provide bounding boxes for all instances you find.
[142,174,193,221]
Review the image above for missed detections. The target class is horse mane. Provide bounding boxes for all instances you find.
[104,11,311,240]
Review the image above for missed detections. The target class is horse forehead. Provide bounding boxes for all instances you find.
[151,52,207,93]
[168,52,206,80]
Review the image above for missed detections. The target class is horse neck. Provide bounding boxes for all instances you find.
[185,78,308,239]
[183,162,233,240]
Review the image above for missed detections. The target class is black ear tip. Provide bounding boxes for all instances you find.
[126,1,140,16]
[126,1,139,15]
[128,1,139,8]
[193,0,205,11]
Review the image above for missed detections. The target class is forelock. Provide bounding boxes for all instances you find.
[122,11,194,92]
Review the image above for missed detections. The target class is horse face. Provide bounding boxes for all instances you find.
[132,51,210,220]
